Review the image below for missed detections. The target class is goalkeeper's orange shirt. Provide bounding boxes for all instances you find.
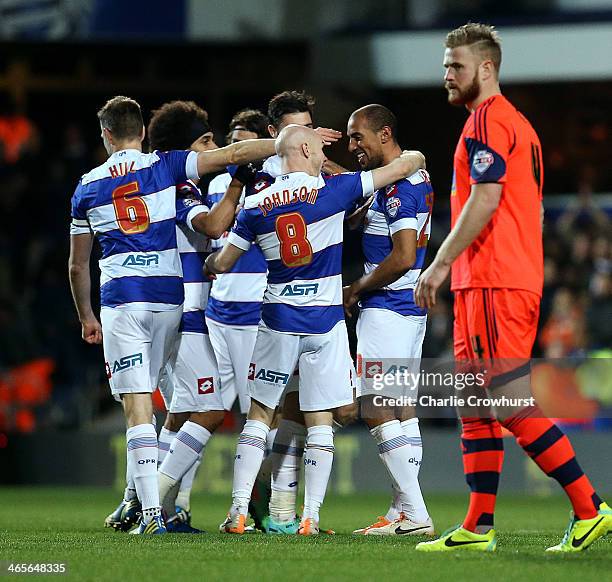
[450,94,544,297]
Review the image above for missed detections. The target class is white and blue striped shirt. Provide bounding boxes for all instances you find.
[175,182,213,333]
[70,148,198,310]
[229,170,374,335]
[360,170,434,316]
[205,172,268,327]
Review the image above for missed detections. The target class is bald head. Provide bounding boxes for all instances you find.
[276,124,326,176]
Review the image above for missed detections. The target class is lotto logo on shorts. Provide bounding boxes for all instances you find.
[248,363,256,380]
[198,377,214,395]
[105,362,112,379]
[365,361,383,378]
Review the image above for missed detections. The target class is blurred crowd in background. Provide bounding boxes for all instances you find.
[0,80,610,433]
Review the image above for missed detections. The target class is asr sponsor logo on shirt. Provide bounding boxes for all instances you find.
[280,283,319,297]
[121,253,160,267]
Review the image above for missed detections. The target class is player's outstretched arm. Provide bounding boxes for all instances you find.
[322,159,348,175]
[192,177,244,239]
[415,182,502,308]
[68,233,102,344]
[371,150,426,191]
[204,243,245,278]
[343,229,417,316]
[196,139,275,177]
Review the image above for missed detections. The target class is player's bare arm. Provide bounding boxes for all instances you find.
[343,229,417,316]
[68,232,102,344]
[371,150,426,190]
[322,159,348,175]
[204,243,245,278]
[346,195,374,230]
[415,182,502,308]
[196,138,276,176]
[192,177,243,239]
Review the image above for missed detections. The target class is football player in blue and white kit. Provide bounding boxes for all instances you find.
[207,94,345,532]
[343,105,434,536]
[69,96,275,534]
[103,101,254,533]
[205,124,426,535]
[148,101,259,532]
[206,109,270,418]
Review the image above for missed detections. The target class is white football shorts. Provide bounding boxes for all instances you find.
[206,318,257,415]
[249,320,353,412]
[356,308,427,398]
[101,306,182,399]
[164,331,224,413]
[283,349,357,400]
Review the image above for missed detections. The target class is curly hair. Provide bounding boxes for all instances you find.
[267,90,315,130]
[148,100,211,151]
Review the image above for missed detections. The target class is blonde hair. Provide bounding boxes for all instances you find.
[446,23,502,74]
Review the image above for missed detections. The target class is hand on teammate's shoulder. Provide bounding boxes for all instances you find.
[400,150,426,170]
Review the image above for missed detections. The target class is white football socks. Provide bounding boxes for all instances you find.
[176,454,202,512]
[371,419,429,523]
[270,419,306,523]
[124,447,137,502]
[158,421,211,514]
[256,426,278,486]
[385,484,402,522]
[400,418,428,521]
[157,427,176,467]
[126,424,159,520]
[303,425,334,523]
[231,419,269,514]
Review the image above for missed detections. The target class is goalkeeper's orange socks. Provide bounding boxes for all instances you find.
[502,406,601,520]
[460,417,505,533]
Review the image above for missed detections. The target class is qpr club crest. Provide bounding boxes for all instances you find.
[385,184,398,197]
[386,196,401,217]
[472,150,494,174]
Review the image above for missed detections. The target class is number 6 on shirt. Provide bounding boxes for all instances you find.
[112,181,150,235]
[275,212,313,267]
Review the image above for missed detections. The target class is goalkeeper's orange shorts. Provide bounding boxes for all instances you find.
[453,288,540,384]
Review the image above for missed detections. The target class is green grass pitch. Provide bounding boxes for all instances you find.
[0,488,610,581]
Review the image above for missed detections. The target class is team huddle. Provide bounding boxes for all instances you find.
[69,23,611,551]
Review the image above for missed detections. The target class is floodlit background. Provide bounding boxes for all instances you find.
[0,0,610,491]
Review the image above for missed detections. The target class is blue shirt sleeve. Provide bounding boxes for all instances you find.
[382,181,419,228]
[175,182,208,227]
[228,208,256,250]
[70,181,88,220]
[323,171,374,211]
[158,150,196,184]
